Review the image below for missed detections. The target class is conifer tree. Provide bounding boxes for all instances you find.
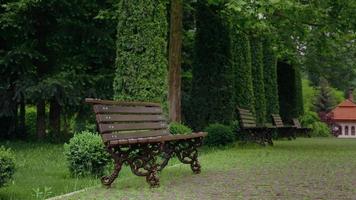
[190,1,234,130]
[262,38,279,122]
[250,36,266,124]
[114,0,168,103]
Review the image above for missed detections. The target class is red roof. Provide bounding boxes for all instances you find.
[329,99,356,121]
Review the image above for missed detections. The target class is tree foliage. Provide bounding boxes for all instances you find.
[0,0,116,139]
[113,0,168,103]
[314,78,336,114]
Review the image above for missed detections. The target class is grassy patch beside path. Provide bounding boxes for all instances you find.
[57,138,356,200]
[0,142,98,200]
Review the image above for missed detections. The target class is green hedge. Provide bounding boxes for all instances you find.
[113,0,168,103]
[204,123,235,147]
[262,38,279,122]
[190,1,234,130]
[231,23,255,115]
[250,36,266,124]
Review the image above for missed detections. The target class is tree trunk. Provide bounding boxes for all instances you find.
[36,100,46,139]
[168,0,183,122]
[49,98,61,139]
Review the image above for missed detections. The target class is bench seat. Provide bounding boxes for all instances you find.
[85,98,207,188]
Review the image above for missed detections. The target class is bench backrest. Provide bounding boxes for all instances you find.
[237,108,257,128]
[86,98,170,142]
[292,118,302,128]
[271,114,284,128]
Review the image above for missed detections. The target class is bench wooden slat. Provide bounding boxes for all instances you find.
[85,98,161,107]
[101,130,170,141]
[96,114,165,123]
[99,122,167,133]
[241,119,256,124]
[93,105,162,114]
[292,118,302,128]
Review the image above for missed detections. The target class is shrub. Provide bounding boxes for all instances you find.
[310,122,331,137]
[169,122,192,135]
[300,111,319,127]
[203,123,235,147]
[64,131,110,177]
[0,147,15,187]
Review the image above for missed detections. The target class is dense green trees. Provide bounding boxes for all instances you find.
[190,1,234,130]
[250,36,266,124]
[263,38,279,122]
[0,0,116,140]
[114,0,168,103]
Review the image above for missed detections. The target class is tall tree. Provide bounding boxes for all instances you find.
[250,36,266,124]
[263,37,279,122]
[230,24,255,113]
[190,0,234,130]
[277,60,304,122]
[114,0,168,103]
[168,0,183,122]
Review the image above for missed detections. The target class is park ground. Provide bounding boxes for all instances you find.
[1,138,356,200]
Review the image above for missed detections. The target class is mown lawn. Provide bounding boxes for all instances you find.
[0,142,99,200]
[53,138,356,200]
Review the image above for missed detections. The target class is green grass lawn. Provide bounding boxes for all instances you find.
[1,138,356,200]
[54,138,356,200]
[0,142,99,200]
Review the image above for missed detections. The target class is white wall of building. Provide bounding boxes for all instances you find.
[338,122,356,138]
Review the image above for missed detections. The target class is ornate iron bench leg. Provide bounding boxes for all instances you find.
[169,138,203,174]
[101,162,123,187]
[128,143,162,188]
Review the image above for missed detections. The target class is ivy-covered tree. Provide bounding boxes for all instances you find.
[190,0,234,130]
[250,36,266,124]
[231,24,255,114]
[277,60,304,122]
[114,0,168,103]
[262,37,279,122]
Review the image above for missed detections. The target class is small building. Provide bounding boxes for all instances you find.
[329,91,356,138]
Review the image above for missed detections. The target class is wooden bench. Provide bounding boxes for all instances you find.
[271,114,296,140]
[292,118,312,137]
[237,107,274,146]
[85,98,207,187]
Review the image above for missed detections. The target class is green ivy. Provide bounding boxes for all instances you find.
[113,0,168,103]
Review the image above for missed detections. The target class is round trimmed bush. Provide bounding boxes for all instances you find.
[203,123,235,146]
[64,131,110,177]
[0,147,15,187]
[169,122,192,135]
